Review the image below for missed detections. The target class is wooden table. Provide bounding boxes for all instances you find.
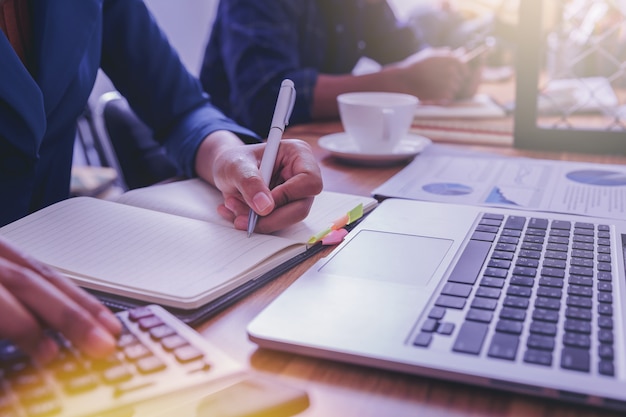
[197,119,626,417]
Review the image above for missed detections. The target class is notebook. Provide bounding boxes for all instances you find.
[0,178,376,324]
[248,198,626,411]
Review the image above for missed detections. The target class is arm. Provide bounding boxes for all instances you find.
[101,0,322,233]
[312,1,480,119]
[312,48,480,120]
[202,0,317,136]
[100,0,259,178]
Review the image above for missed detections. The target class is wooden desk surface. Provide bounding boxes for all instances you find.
[197,119,626,417]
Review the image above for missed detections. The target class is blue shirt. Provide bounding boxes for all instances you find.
[0,0,257,227]
[200,0,423,137]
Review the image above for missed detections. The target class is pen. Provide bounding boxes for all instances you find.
[247,79,297,237]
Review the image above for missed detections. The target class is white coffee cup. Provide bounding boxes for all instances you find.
[337,92,418,154]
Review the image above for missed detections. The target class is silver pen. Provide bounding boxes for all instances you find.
[247,79,296,237]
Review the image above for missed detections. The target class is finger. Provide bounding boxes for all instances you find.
[0,237,120,332]
[217,203,236,223]
[272,141,323,194]
[0,273,59,363]
[0,237,121,336]
[231,185,317,232]
[225,155,276,216]
[272,175,320,208]
[224,195,258,218]
[36,267,121,335]
[248,189,275,216]
[252,197,315,234]
[0,258,118,359]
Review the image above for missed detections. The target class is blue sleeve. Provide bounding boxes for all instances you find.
[99,0,259,178]
[203,0,318,137]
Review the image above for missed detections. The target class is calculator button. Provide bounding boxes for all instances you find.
[22,398,62,417]
[63,374,100,394]
[174,345,204,363]
[161,335,189,351]
[150,324,177,340]
[128,307,154,321]
[102,364,134,384]
[136,356,167,374]
[138,315,164,330]
[124,343,152,361]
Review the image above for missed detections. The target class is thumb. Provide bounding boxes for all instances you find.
[248,189,274,216]
[236,165,275,215]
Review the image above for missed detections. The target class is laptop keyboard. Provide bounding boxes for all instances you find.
[413,213,616,377]
[0,304,244,417]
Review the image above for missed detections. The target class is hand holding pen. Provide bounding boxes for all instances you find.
[247,79,297,237]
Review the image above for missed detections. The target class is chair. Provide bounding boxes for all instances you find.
[92,91,181,191]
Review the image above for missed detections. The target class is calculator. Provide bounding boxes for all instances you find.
[0,305,309,417]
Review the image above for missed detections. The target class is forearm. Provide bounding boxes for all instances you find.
[311,49,473,119]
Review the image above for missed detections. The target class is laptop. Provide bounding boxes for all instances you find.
[248,198,626,411]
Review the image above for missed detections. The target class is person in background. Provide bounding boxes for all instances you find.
[201,0,483,137]
[0,0,322,363]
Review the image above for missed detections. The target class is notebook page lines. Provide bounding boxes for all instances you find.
[0,198,297,301]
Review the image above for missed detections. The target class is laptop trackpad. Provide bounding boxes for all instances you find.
[320,230,453,287]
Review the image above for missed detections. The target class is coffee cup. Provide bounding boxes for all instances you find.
[337,92,418,154]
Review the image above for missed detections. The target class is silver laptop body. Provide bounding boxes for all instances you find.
[248,198,626,411]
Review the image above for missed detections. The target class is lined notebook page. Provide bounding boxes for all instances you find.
[115,179,230,227]
[0,198,302,309]
[273,190,377,242]
[116,179,378,243]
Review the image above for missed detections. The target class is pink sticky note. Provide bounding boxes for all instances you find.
[321,228,348,245]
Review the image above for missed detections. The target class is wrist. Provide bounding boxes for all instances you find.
[194,130,245,183]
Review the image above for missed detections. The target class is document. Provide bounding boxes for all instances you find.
[0,179,377,310]
[373,145,626,220]
[411,95,513,147]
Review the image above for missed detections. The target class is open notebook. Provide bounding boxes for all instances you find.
[0,179,376,324]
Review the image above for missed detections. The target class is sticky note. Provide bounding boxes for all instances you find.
[307,226,332,245]
[346,204,364,224]
[307,203,365,245]
[321,228,348,245]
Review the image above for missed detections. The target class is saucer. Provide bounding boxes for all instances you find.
[318,132,432,166]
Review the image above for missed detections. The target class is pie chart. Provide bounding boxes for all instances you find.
[566,170,626,186]
[422,182,473,196]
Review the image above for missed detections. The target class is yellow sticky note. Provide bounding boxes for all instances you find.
[346,203,364,224]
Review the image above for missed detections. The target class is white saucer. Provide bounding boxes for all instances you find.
[318,132,432,166]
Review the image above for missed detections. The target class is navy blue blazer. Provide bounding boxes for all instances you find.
[0,0,256,226]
